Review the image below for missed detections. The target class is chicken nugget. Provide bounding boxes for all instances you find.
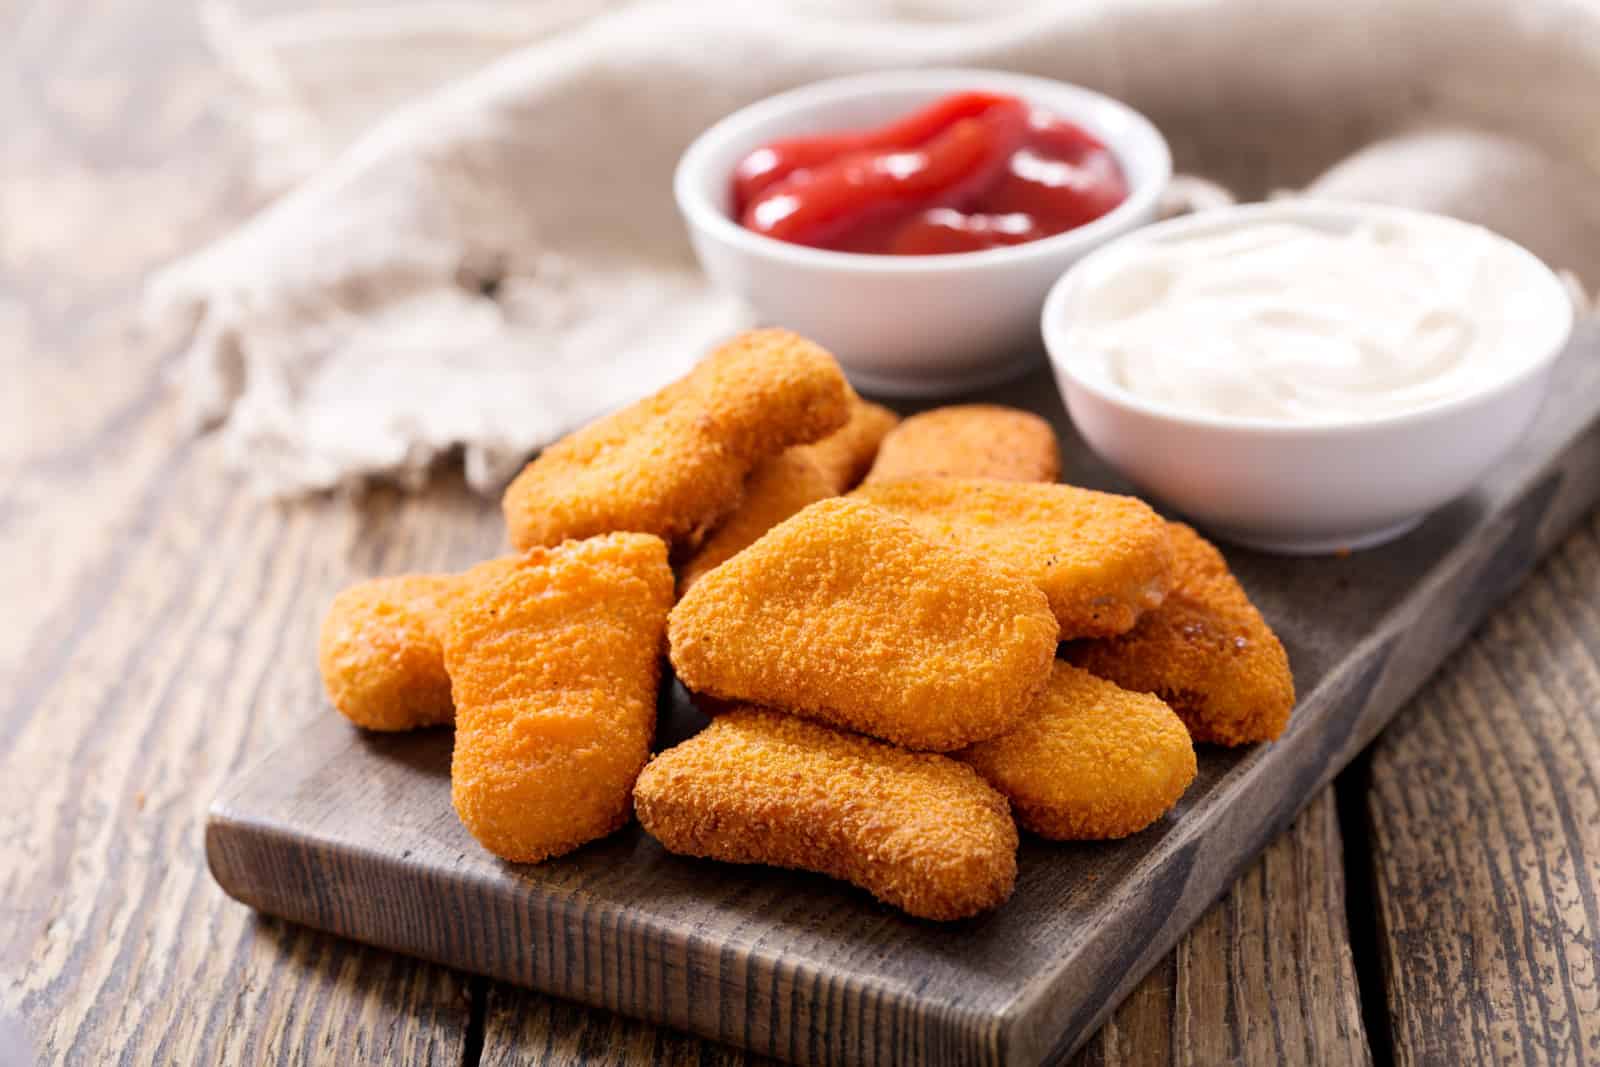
[445,533,673,862]
[318,556,520,731]
[634,708,1018,920]
[958,663,1196,840]
[853,479,1172,638]
[863,404,1060,484]
[676,450,835,596]
[503,329,850,551]
[1065,523,1295,746]
[794,396,900,492]
[668,498,1058,751]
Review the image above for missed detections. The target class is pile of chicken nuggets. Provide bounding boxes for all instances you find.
[317,329,1295,921]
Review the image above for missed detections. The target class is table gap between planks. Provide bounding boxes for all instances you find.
[4,0,1598,1064]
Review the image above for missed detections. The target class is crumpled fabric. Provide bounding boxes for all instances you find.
[147,0,1600,497]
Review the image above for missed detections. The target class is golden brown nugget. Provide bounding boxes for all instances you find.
[863,404,1060,484]
[1065,523,1295,746]
[853,479,1172,639]
[634,709,1018,920]
[445,533,673,863]
[502,329,850,551]
[676,450,835,596]
[794,397,899,492]
[668,498,1058,751]
[958,663,1196,840]
[318,556,520,731]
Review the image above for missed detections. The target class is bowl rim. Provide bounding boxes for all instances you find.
[1042,198,1576,437]
[672,68,1172,273]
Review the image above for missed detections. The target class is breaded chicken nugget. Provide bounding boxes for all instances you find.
[318,556,520,731]
[669,498,1058,751]
[863,404,1060,484]
[445,533,673,862]
[1065,523,1295,746]
[794,396,900,492]
[634,708,1018,920]
[502,329,850,551]
[958,663,1196,840]
[677,450,835,596]
[853,479,1172,639]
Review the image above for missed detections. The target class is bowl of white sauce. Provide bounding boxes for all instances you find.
[1042,200,1574,554]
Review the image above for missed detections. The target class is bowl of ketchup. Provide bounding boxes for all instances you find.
[676,70,1170,396]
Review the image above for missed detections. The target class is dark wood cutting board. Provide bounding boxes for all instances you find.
[207,326,1600,1067]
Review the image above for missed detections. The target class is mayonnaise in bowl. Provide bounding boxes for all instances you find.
[1041,200,1574,555]
[1060,210,1561,425]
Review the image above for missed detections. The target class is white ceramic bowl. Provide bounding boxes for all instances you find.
[1043,200,1575,556]
[675,69,1171,396]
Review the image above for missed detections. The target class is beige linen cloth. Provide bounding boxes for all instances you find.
[147,0,1600,497]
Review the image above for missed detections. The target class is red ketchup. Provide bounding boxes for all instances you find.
[732,91,1129,255]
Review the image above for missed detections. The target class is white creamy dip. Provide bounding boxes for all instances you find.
[1065,217,1542,422]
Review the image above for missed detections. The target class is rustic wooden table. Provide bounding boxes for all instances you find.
[6,2,1600,1064]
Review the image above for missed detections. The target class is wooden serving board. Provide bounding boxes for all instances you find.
[208,326,1600,1067]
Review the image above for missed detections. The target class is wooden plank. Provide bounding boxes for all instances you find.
[1366,511,1600,1066]
[207,326,1600,1066]
[469,787,1369,1067]
[479,983,777,1067]
[1088,789,1369,1067]
[0,0,486,1063]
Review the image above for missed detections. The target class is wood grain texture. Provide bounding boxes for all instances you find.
[471,790,1368,1067]
[479,982,779,1067]
[1074,790,1369,1067]
[0,1,479,1063]
[206,329,1600,1065]
[1367,511,1600,1067]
